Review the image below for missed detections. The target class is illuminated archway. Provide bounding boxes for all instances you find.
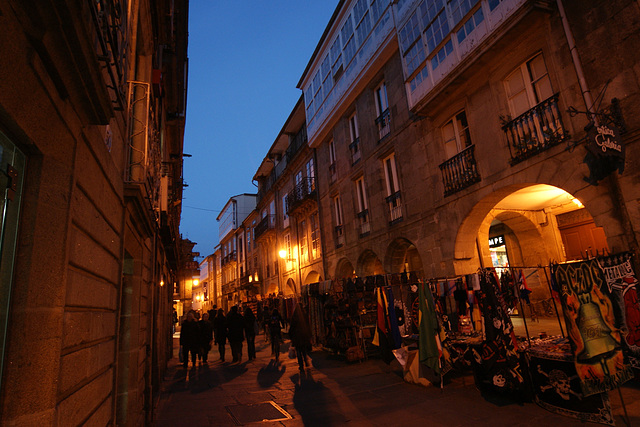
[384,238,423,276]
[357,250,384,277]
[335,258,356,279]
[304,270,321,285]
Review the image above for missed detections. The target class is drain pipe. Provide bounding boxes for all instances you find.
[556,0,597,124]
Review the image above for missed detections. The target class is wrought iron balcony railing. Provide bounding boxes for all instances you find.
[254,214,276,240]
[385,191,403,224]
[286,177,316,214]
[357,209,370,237]
[439,144,481,197]
[502,94,569,165]
[375,109,391,140]
[349,138,361,165]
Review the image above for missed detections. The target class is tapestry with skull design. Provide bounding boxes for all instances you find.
[527,349,614,425]
[597,252,640,370]
[472,268,525,394]
[552,259,634,397]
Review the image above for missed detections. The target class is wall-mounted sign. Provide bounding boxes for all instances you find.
[584,122,625,185]
[489,235,505,248]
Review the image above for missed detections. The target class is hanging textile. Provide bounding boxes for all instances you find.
[372,287,395,364]
[526,342,614,425]
[419,282,442,375]
[474,268,524,393]
[598,252,640,370]
[386,287,402,348]
[552,259,634,397]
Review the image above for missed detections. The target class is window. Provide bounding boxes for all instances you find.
[355,176,370,235]
[371,0,389,23]
[306,158,315,193]
[449,0,479,25]
[333,195,345,247]
[269,199,276,226]
[504,53,553,118]
[442,110,472,159]
[282,194,289,227]
[431,39,453,70]
[383,154,403,223]
[341,15,357,65]
[375,82,390,139]
[329,139,337,182]
[300,220,308,262]
[349,113,361,164]
[310,213,320,258]
[456,7,484,44]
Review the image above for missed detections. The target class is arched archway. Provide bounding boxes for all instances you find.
[304,271,321,285]
[454,183,608,274]
[335,258,355,279]
[357,250,384,277]
[285,278,296,296]
[384,238,424,276]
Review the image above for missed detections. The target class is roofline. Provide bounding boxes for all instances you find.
[296,0,346,89]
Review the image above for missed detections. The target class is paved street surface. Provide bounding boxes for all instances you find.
[154,332,639,426]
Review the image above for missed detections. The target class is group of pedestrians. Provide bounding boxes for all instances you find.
[179,302,313,372]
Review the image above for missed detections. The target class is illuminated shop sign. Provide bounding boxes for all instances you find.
[489,235,505,248]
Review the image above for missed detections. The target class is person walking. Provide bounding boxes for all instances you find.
[244,306,258,360]
[199,312,214,363]
[226,305,245,363]
[179,311,200,369]
[268,308,284,362]
[213,308,227,362]
[289,303,312,372]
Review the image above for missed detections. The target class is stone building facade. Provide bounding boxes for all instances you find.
[254,97,325,297]
[291,0,639,287]
[0,0,188,424]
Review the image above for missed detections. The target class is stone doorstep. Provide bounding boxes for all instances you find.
[225,401,293,425]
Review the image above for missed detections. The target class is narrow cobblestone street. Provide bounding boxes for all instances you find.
[153,331,639,426]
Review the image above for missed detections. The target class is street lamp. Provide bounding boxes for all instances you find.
[279,248,302,296]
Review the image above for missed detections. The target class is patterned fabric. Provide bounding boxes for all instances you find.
[598,252,640,370]
[552,259,634,397]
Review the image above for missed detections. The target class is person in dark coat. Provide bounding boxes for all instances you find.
[244,307,257,360]
[199,312,214,363]
[226,305,245,363]
[268,308,284,362]
[213,308,227,362]
[180,311,200,368]
[289,303,312,371]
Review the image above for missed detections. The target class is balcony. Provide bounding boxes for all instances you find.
[221,250,237,266]
[375,109,391,141]
[502,94,569,165]
[349,138,361,165]
[286,177,317,214]
[439,144,481,197]
[386,191,403,224]
[254,214,276,241]
[357,210,370,237]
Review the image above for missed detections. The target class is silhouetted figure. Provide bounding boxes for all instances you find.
[244,307,258,360]
[268,308,284,362]
[226,305,245,363]
[289,303,312,372]
[180,311,200,368]
[213,308,227,362]
[199,312,214,363]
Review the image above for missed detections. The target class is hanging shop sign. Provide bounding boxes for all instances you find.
[489,235,505,248]
[552,259,634,396]
[583,123,625,185]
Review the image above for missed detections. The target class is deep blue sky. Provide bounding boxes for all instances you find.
[180,2,338,258]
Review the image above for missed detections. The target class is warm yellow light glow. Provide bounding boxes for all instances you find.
[279,250,287,259]
[572,198,584,208]
[160,280,164,286]
[254,273,258,282]
[249,276,253,282]
[193,279,199,286]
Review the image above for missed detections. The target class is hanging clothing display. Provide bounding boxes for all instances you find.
[552,258,634,397]
[473,268,524,393]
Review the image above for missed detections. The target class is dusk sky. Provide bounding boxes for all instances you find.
[180,2,339,258]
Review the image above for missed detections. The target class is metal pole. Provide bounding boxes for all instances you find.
[541,264,566,338]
